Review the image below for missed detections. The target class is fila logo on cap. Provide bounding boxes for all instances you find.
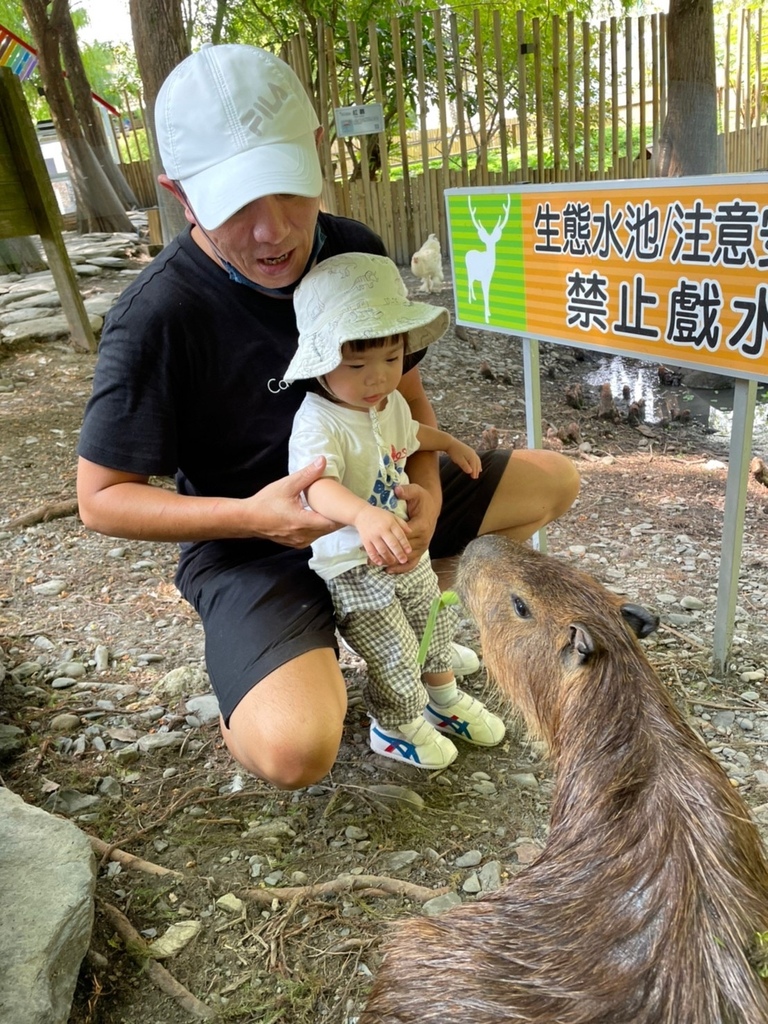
[240,81,290,137]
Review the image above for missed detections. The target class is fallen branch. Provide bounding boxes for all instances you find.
[89,836,183,878]
[100,902,214,1020]
[4,497,78,530]
[246,873,451,904]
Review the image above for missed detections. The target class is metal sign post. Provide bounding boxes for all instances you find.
[714,378,758,671]
[445,174,767,673]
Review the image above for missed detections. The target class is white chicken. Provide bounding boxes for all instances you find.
[410,233,444,293]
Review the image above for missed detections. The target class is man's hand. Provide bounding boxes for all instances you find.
[388,482,439,573]
[248,457,339,548]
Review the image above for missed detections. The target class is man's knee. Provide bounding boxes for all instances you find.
[223,720,343,789]
[221,648,347,790]
[551,451,581,513]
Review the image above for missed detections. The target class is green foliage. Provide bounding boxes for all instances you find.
[0,0,25,35]
[80,40,125,106]
[116,126,150,162]
[749,931,768,978]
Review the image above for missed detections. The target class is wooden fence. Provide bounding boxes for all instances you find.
[115,6,768,265]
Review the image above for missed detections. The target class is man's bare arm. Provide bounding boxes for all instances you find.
[76,456,337,548]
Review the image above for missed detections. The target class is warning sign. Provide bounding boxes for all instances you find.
[445,175,768,381]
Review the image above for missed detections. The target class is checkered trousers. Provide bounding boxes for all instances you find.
[327,555,458,728]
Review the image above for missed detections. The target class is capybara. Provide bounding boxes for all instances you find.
[362,535,768,1023]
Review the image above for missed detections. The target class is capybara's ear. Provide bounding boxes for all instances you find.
[567,623,595,664]
[620,603,660,639]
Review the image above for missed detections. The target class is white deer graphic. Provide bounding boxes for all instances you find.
[465,195,511,323]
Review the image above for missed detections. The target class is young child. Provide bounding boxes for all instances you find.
[285,252,505,769]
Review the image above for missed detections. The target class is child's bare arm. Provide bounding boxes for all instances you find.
[304,477,412,566]
[415,424,482,479]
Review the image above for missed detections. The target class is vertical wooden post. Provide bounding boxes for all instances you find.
[638,17,647,176]
[450,12,470,184]
[582,21,592,179]
[516,11,529,181]
[0,67,94,353]
[368,20,395,258]
[610,17,620,178]
[532,18,545,181]
[390,15,413,259]
[473,9,489,186]
[552,16,562,180]
[492,11,509,181]
[567,12,576,179]
[598,21,606,179]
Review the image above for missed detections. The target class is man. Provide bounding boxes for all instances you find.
[76,44,579,789]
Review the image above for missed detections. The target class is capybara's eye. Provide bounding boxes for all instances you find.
[512,595,530,618]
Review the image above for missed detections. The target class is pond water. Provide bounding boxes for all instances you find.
[584,355,768,455]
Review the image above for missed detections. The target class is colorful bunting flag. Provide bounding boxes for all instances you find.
[0,28,39,81]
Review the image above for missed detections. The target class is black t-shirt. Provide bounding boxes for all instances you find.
[77,213,417,584]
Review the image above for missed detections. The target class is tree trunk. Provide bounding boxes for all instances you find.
[656,0,721,176]
[129,0,190,244]
[21,0,136,235]
[55,0,139,210]
[211,0,227,44]
[0,237,47,274]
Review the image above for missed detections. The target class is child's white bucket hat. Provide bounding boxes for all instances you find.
[284,252,450,382]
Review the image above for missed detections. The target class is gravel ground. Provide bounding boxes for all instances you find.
[1,247,767,1024]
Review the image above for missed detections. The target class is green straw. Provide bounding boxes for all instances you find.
[417,590,460,667]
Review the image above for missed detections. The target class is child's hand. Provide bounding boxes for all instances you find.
[446,439,482,479]
[354,506,412,566]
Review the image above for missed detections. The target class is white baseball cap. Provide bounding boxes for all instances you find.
[284,253,450,382]
[155,44,322,229]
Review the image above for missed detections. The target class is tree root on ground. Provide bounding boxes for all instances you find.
[4,497,78,529]
[100,901,215,1019]
[247,873,451,904]
[89,836,183,877]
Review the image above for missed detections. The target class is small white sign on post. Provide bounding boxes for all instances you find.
[333,103,384,138]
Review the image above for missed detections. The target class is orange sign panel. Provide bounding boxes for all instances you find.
[445,175,768,382]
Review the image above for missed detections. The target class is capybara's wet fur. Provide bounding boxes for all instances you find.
[362,536,768,1023]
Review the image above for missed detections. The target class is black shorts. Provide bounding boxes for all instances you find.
[179,449,508,723]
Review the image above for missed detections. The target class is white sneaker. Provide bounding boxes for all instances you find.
[369,716,458,769]
[450,642,480,677]
[423,690,506,746]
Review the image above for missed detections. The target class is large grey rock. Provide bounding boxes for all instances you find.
[0,312,103,345]
[0,286,49,307]
[0,789,96,1024]
[9,292,62,310]
[0,307,59,326]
